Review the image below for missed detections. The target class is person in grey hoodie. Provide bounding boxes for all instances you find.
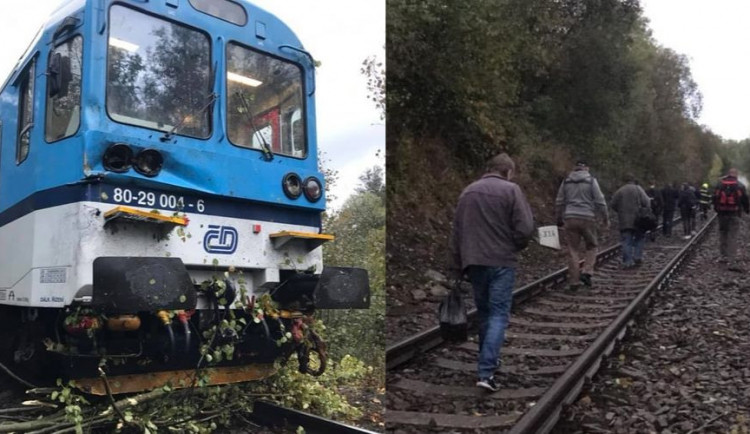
[555,160,609,290]
[611,175,652,268]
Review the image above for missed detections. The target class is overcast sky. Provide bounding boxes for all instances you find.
[641,0,750,142]
[0,0,384,211]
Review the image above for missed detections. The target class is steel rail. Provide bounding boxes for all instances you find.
[386,241,622,370]
[251,400,380,434]
[386,216,686,370]
[508,214,716,434]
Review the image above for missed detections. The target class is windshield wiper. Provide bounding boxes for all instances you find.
[236,91,274,161]
[161,62,218,142]
[160,92,217,142]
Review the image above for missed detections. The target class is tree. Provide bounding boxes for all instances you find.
[356,166,385,202]
[386,0,727,300]
[361,55,385,121]
[321,170,385,371]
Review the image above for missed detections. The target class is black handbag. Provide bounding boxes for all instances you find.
[438,281,467,342]
[635,205,657,231]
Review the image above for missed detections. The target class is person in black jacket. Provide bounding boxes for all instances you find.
[646,183,663,241]
[661,182,678,237]
[678,183,697,238]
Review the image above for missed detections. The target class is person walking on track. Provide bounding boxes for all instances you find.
[555,160,609,291]
[450,153,535,392]
[646,182,663,241]
[699,182,711,221]
[612,175,652,268]
[661,182,678,237]
[678,183,697,238]
[713,168,749,271]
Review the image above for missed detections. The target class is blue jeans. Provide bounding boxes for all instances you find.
[468,266,515,380]
[620,229,645,266]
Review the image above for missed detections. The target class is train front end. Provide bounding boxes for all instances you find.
[0,0,369,394]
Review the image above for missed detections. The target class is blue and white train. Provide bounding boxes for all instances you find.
[0,0,368,394]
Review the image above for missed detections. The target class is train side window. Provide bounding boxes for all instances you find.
[46,36,82,142]
[16,59,36,164]
[281,108,304,157]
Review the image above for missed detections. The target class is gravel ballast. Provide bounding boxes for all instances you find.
[555,219,750,434]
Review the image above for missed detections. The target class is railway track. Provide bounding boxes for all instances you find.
[386,216,714,433]
[251,401,381,434]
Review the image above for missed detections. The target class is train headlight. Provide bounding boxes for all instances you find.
[103,144,133,173]
[282,173,302,199]
[303,177,322,202]
[134,149,163,177]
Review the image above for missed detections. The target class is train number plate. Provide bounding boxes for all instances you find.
[99,186,207,214]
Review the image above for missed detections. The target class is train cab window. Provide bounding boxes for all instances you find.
[188,0,247,26]
[16,59,36,164]
[226,43,306,158]
[46,36,82,142]
[106,5,211,138]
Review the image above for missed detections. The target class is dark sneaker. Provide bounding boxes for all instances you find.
[580,273,592,287]
[476,377,499,392]
[567,284,581,292]
[634,259,643,266]
[728,263,743,273]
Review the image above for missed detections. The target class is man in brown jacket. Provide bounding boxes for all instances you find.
[450,153,535,392]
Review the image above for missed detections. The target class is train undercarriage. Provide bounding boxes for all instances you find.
[0,259,367,395]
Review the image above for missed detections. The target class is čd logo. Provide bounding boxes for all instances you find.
[203,225,238,254]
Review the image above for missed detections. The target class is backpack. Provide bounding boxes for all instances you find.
[715,178,742,212]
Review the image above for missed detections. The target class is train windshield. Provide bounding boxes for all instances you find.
[226,43,306,158]
[106,5,211,138]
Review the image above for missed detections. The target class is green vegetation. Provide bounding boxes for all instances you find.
[320,167,386,379]
[388,0,731,190]
[264,353,375,420]
[387,0,746,277]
